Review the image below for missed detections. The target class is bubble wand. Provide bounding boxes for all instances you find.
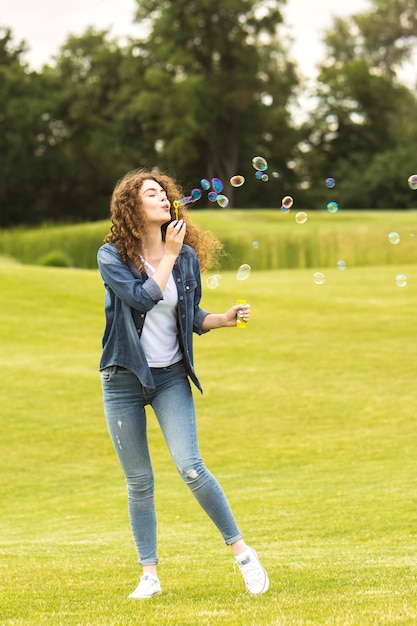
[173,200,179,221]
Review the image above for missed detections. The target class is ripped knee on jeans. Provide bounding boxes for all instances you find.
[185,467,198,480]
[177,459,203,482]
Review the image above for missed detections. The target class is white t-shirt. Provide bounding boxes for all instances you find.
[140,260,183,367]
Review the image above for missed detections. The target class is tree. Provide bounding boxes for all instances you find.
[34,29,153,223]
[298,0,417,209]
[1,3,300,225]
[353,0,417,76]
[130,0,299,206]
[0,28,54,226]
[0,27,144,226]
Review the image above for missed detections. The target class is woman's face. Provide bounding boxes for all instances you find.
[139,178,172,225]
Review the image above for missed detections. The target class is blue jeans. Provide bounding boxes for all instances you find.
[101,361,242,565]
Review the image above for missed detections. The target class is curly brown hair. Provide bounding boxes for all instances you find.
[104,168,223,273]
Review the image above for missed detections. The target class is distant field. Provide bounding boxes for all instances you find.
[1,209,417,270]
[1,263,417,624]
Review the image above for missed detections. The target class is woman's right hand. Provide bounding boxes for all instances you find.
[165,219,186,258]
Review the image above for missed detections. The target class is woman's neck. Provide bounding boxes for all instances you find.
[141,229,165,267]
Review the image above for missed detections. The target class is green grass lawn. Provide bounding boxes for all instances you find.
[1,262,417,625]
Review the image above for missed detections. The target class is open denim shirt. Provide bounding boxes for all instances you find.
[97,242,210,392]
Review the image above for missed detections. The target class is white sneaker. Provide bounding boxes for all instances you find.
[128,574,162,599]
[236,547,269,595]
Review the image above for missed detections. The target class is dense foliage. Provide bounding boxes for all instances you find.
[296,0,417,210]
[0,0,416,226]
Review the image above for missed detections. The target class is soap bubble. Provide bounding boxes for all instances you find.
[282,196,294,210]
[281,205,291,214]
[236,264,251,281]
[337,260,347,271]
[200,178,211,190]
[261,174,269,182]
[216,194,229,208]
[388,231,400,245]
[230,175,245,187]
[396,274,407,287]
[208,191,218,202]
[408,174,417,190]
[177,195,192,206]
[327,201,339,214]
[206,274,222,289]
[272,171,280,179]
[325,177,336,189]
[295,211,308,224]
[252,241,259,249]
[252,156,268,171]
[190,188,202,201]
[211,178,223,193]
[255,171,264,179]
[313,272,325,285]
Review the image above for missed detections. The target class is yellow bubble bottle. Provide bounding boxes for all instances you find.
[236,299,247,329]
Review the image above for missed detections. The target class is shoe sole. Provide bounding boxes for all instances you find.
[128,590,162,599]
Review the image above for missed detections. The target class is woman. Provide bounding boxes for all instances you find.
[97,168,269,598]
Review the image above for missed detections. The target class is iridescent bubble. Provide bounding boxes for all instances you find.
[252,156,268,172]
[216,194,229,208]
[200,178,211,190]
[396,274,407,287]
[208,191,218,202]
[388,231,400,245]
[178,196,191,206]
[211,178,223,193]
[261,174,269,182]
[236,264,251,281]
[190,188,202,201]
[252,241,259,249]
[295,211,308,224]
[230,175,245,187]
[408,174,417,190]
[206,274,222,289]
[313,272,325,285]
[337,260,347,271]
[272,171,280,179]
[327,201,339,214]
[281,206,291,214]
[255,171,264,179]
[282,196,294,209]
[325,177,336,189]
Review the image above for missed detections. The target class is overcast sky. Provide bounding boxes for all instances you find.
[1,0,371,78]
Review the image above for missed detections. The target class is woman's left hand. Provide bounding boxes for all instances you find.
[225,302,251,326]
[202,303,251,330]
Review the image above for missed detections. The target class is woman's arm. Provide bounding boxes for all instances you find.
[201,303,251,330]
[97,244,163,312]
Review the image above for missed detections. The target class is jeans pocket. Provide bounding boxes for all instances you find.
[100,366,117,382]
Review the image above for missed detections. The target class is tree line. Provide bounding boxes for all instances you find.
[1,0,417,227]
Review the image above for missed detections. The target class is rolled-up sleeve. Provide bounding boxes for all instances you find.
[193,308,210,334]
